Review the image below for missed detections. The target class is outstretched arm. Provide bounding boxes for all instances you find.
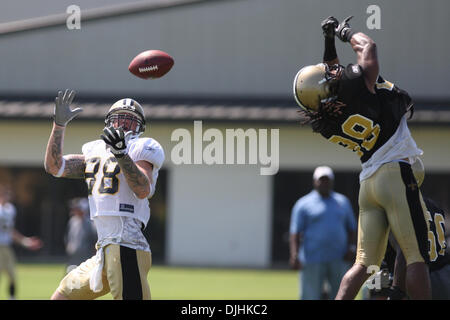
[12,229,43,251]
[350,32,379,93]
[44,123,86,178]
[336,17,379,93]
[44,89,85,179]
[321,16,340,66]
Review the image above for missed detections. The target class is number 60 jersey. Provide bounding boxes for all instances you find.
[82,136,165,228]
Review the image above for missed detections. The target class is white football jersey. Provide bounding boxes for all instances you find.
[360,115,423,182]
[82,136,165,227]
[0,202,16,246]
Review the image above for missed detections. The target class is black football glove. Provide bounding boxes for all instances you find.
[321,16,339,38]
[101,126,132,158]
[335,16,355,42]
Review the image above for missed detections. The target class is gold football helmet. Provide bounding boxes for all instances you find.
[105,98,146,134]
[293,63,341,112]
[412,157,425,187]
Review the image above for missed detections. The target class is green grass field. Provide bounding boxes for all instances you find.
[0,263,300,300]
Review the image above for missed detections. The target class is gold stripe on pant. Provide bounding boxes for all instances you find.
[356,162,429,267]
[57,244,151,300]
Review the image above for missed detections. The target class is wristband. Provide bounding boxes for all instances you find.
[54,158,66,177]
[112,151,127,159]
[343,28,356,42]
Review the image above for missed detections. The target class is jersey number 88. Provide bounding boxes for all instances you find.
[84,157,120,195]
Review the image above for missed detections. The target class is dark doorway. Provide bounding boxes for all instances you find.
[271,169,450,266]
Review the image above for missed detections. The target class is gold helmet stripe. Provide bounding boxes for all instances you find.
[293,67,308,111]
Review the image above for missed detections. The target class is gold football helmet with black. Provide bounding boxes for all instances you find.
[105,98,146,136]
[292,63,342,112]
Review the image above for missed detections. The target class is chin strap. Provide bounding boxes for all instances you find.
[128,131,143,140]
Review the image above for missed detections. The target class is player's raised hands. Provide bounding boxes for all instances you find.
[321,16,339,38]
[101,126,133,158]
[335,16,355,42]
[54,89,83,126]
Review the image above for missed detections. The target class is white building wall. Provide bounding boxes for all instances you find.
[167,165,272,267]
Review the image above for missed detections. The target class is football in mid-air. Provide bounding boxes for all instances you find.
[128,50,174,79]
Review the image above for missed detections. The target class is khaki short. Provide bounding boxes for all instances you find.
[0,245,16,280]
[356,161,430,267]
[57,244,151,300]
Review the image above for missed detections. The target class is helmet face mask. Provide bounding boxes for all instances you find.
[106,112,143,134]
[324,63,344,83]
[293,63,343,112]
[105,98,146,135]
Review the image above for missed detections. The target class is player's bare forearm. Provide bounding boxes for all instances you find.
[350,32,379,91]
[44,123,85,179]
[44,123,65,175]
[350,32,377,64]
[63,155,86,179]
[117,155,152,199]
[12,229,43,250]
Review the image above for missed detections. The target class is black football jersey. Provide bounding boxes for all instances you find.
[423,197,449,271]
[383,197,449,272]
[318,64,413,163]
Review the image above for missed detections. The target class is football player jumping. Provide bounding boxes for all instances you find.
[293,16,432,299]
[44,89,165,300]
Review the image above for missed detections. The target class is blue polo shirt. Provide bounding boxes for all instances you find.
[290,190,356,264]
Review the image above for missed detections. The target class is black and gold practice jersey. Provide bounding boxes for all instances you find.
[318,64,413,163]
[423,197,449,271]
[383,197,449,271]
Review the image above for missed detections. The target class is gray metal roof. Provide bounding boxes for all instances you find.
[0,97,449,124]
[0,0,213,36]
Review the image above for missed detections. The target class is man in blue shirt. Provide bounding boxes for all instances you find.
[289,166,357,299]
